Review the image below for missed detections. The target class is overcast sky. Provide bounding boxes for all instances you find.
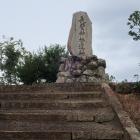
[0,0,140,82]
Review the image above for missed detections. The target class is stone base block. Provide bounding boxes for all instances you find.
[56,55,108,83]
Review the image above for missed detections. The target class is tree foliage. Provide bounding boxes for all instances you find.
[109,75,116,82]
[43,44,68,82]
[127,11,140,41]
[0,36,67,85]
[17,52,45,85]
[17,44,67,84]
[0,37,26,84]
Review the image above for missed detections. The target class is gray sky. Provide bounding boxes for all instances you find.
[0,0,140,81]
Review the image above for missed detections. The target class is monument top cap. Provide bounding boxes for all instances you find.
[73,11,87,14]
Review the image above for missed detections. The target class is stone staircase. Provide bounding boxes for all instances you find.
[0,83,127,140]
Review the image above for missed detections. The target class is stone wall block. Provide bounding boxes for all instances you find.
[79,75,87,82]
[71,69,82,77]
[83,69,94,76]
[87,61,98,70]
[60,57,66,63]
[56,76,66,83]
[58,72,71,77]
[88,76,99,83]
[59,64,65,72]
[98,59,106,68]
[97,66,105,77]
[66,78,74,83]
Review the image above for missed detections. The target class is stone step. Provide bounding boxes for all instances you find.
[0,83,102,93]
[0,99,108,110]
[0,107,114,122]
[0,91,102,100]
[0,121,124,140]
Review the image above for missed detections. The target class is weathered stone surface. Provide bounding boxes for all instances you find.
[95,109,115,123]
[60,57,66,63]
[59,64,65,72]
[92,127,124,139]
[1,83,135,139]
[58,72,71,77]
[102,83,140,140]
[88,76,99,83]
[87,61,98,70]
[66,78,73,83]
[98,58,106,68]
[79,75,87,82]
[56,76,65,83]
[76,63,82,69]
[90,55,98,61]
[77,113,94,121]
[67,11,92,57]
[72,69,82,76]
[56,55,107,83]
[71,62,82,70]
[97,66,105,77]
[83,69,93,76]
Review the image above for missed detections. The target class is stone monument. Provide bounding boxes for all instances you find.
[56,11,107,83]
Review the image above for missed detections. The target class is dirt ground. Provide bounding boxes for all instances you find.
[117,93,140,132]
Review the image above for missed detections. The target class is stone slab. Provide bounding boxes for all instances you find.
[68,11,92,56]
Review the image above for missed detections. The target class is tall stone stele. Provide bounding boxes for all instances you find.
[68,11,92,57]
[56,11,108,83]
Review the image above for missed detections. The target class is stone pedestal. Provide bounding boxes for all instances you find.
[56,55,107,83]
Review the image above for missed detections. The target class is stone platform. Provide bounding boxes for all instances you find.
[0,83,139,140]
[56,55,107,83]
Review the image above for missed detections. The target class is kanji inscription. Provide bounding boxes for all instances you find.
[67,11,93,57]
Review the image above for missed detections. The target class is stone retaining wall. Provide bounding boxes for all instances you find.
[102,83,140,140]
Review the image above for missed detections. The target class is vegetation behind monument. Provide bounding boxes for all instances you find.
[127,10,140,41]
[0,37,67,85]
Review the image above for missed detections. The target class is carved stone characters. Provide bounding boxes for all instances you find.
[67,11,93,57]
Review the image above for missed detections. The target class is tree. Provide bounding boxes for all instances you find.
[17,44,68,84]
[43,44,68,82]
[109,75,116,82]
[0,37,26,84]
[133,74,139,82]
[17,52,46,85]
[127,11,140,41]
[0,36,68,85]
